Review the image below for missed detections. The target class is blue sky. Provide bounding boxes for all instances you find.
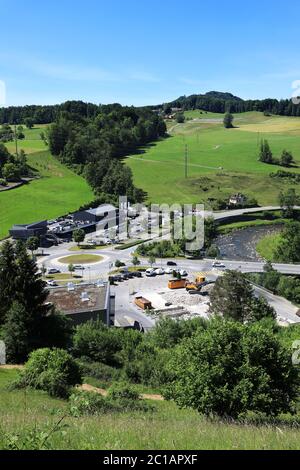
[0,0,300,106]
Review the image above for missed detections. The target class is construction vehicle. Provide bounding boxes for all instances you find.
[185,273,206,291]
[168,278,187,289]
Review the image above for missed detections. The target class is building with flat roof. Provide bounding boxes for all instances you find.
[73,204,118,225]
[47,283,115,326]
[10,221,48,241]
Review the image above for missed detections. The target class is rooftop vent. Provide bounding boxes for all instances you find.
[81,291,90,302]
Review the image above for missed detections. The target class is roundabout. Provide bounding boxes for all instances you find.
[57,254,104,265]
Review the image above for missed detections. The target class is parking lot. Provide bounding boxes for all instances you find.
[113,269,215,324]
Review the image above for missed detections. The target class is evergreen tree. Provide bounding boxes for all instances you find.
[259,139,273,163]
[0,241,17,325]
[13,242,51,350]
[2,302,29,363]
[280,150,294,167]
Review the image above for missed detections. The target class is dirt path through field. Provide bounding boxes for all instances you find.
[80,383,164,401]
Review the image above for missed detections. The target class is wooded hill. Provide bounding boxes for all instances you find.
[160,90,300,116]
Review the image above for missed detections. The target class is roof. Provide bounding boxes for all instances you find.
[47,284,108,315]
[11,221,47,230]
[86,204,117,216]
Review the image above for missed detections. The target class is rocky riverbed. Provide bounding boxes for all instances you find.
[216,225,283,261]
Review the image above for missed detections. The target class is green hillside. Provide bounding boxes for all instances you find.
[126,112,300,205]
[0,127,93,238]
[1,368,299,450]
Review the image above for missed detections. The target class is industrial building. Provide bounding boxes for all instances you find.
[9,221,48,242]
[47,282,115,326]
[73,204,118,228]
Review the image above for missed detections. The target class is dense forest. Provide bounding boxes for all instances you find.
[162,91,300,116]
[1,90,300,126]
[0,101,100,125]
[47,103,166,202]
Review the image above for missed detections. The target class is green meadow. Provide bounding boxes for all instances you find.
[1,368,300,450]
[126,112,300,206]
[0,127,93,239]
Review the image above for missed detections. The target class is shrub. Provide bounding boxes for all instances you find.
[69,390,114,417]
[72,321,123,366]
[69,387,154,416]
[108,382,140,401]
[78,360,122,385]
[12,348,82,398]
[164,319,298,418]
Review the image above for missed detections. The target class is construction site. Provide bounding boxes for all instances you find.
[116,271,216,322]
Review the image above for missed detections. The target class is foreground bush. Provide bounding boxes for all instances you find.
[108,382,140,401]
[12,348,82,398]
[77,359,122,385]
[72,320,123,366]
[164,319,299,418]
[69,390,114,417]
[69,387,154,417]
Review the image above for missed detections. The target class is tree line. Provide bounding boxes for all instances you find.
[47,103,166,202]
[162,91,300,117]
[0,144,29,185]
[0,100,100,125]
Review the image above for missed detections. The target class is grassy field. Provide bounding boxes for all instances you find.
[58,254,103,264]
[256,233,282,261]
[126,112,300,206]
[4,125,49,155]
[0,127,93,239]
[1,368,300,450]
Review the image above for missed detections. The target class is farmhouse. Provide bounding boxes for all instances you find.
[47,282,115,326]
[229,193,247,206]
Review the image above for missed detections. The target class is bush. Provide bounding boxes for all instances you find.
[69,390,114,417]
[108,382,155,413]
[72,321,123,366]
[164,319,298,418]
[12,348,82,398]
[0,178,7,186]
[78,360,122,385]
[205,244,220,258]
[108,382,140,401]
[69,387,154,416]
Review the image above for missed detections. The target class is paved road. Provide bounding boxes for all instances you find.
[205,206,300,221]
[38,242,300,325]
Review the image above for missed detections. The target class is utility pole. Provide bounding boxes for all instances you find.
[185,144,188,178]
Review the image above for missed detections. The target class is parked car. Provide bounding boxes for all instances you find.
[132,271,142,278]
[212,261,225,268]
[167,261,177,266]
[46,280,58,287]
[74,265,85,270]
[179,269,188,277]
[165,267,175,275]
[47,268,61,274]
[145,268,156,277]
[155,268,165,275]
